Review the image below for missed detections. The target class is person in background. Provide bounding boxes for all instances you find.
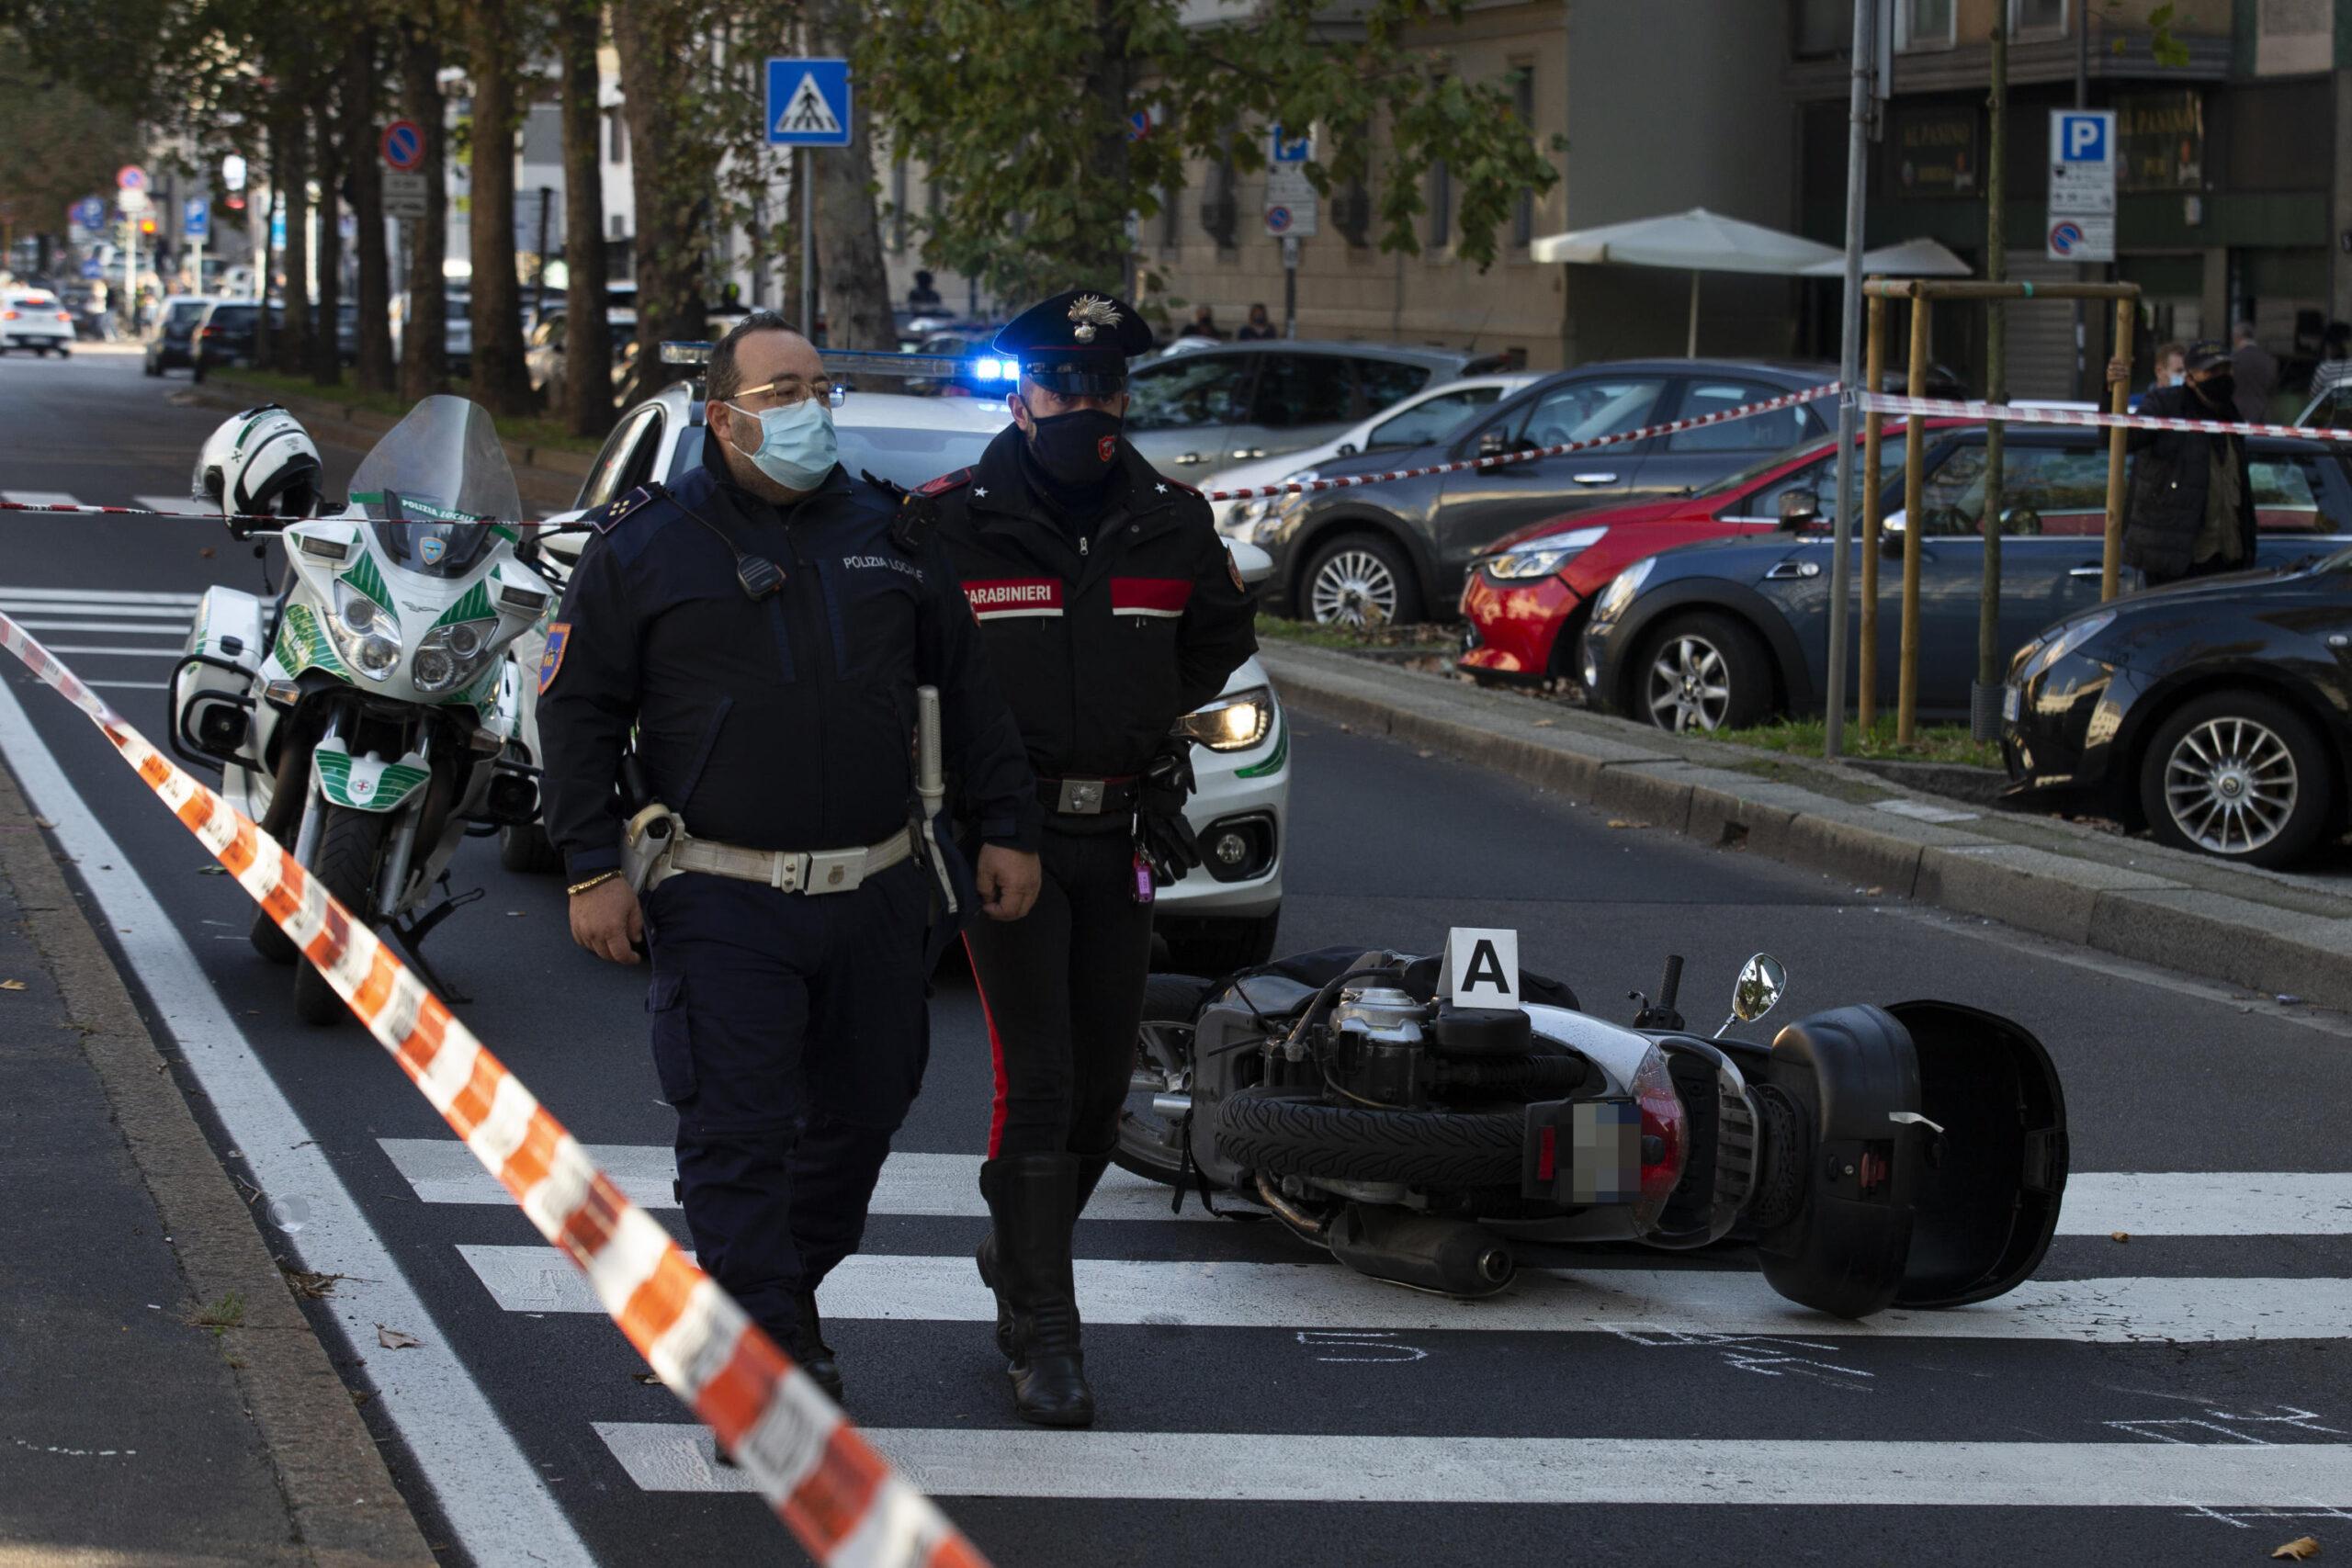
[2108,340,2256,588]
[1236,302,1277,341]
[2313,322,2352,397]
[1177,304,1226,341]
[2231,321,2278,424]
[909,269,944,311]
[2147,341,2186,395]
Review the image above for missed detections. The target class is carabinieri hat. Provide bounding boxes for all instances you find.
[993,288,1158,396]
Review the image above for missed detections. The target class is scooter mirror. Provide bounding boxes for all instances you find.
[1715,953,1788,1037]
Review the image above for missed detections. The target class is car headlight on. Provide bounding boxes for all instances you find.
[329,581,401,682]
[1181,685,1274,751]
[411,617,503,695]
[1593,557,1657,625]
[2016,610,2116,685]
[1483,525,1608,581]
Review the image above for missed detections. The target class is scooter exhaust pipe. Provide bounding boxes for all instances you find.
[1326,1203,1515,1298]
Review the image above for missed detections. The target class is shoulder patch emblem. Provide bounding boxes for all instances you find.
[916,468,974,498]
[537,623,571,694]
[589,485,657,535]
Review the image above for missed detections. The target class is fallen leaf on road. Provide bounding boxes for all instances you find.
[198,547,215,558]
[505,909,524,917]
[32,818,53,829]
[2271,1538,2319,1561]
[2109,1231,2131,1244]
[0,980,25,991]
[633,1372,662,1385]
[1606,819,1649,830]
[1415,750,1434,759]
[376,1325,423,1350]
[1532,718,1555,728]
[280,1264,346,1300]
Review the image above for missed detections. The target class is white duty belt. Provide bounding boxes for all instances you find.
[639,815,915,897]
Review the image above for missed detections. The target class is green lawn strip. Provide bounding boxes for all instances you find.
[1713,716,2002,772]
[211,368,605,457]
[1251,614,1453,655]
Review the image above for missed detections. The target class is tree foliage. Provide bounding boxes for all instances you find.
[859,0,1562,302]
[0,30,140,246]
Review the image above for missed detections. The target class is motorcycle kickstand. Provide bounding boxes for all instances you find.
[389,886,486,1003]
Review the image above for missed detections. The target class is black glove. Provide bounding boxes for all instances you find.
[1137,737,1202,886]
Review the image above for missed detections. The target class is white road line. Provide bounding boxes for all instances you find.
[2,490,79,507]
[4,620,186,635]
[0,585,200,604]
[458,1246,2352,1343]
[383,1140,2352,1236]
[379,1139,1228,1222]
[597,1424,2352,1506]
[0,675,596,1568]
[28,645,181,658]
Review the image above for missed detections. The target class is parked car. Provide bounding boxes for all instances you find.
[1459,421,1969,684]
[141,295,215,375]
[511,367,1293,972]
[389,287,473,375]
[523,302,637,394]
[189,299,282,380]
[0,287,75,356]
[1245,359,1845,626]
[1204,372,1539,535]
[2003,552,2352,866]
[1577,424,2352,733]
[1124,340,1508,480]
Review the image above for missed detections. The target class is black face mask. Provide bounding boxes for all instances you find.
[1023,404,1125,489]
[2193,373,2236,409]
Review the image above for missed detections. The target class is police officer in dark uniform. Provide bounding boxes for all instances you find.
[916,290,1258,1426]
[537,311,1042,1403]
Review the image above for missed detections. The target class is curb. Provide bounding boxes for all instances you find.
[187,376,588,512]
[0,753,439,1567]
[1259,640,2352,1013]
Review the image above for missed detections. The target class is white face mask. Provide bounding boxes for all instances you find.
[724,398,838,491]
[2167,371,2187,387]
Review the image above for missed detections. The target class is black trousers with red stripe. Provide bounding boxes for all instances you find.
[965,827,1156,1161]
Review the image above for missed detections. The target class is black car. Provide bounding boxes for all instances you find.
[2002,551,2352,866]
[1579,423,2352,733]
[189,300,280,382]
[143,295,215,376]
[1247,359,1852,626]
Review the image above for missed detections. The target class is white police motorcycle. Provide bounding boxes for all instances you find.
[168,398,551,1022]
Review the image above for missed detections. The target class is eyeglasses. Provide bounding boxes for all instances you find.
[735,377,848,409]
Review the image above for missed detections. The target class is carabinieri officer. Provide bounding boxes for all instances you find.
[537,311,1042,1405]
[917,289,1258,1426]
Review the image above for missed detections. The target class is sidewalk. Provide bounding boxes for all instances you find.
[0,757,436,1567]
[1260,641,2352,1014]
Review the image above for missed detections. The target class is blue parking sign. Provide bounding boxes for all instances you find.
[2056,111,2108,164]
[183,197,209,239]
[765,58,852,147]
[70,197,105,230]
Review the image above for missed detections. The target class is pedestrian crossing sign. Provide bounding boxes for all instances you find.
[766,57,852,148]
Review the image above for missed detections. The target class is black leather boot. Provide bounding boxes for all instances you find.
[978,1152,1095,1427]
[790,1290,844,1404]
[978,1151,1113,1360]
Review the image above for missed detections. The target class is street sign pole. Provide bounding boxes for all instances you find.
[763,57,852,344]
[801,148,815,339]
[1823,0,1875,759]
[1283,235,1298,339]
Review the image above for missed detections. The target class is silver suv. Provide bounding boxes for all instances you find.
[1125,340,1510,476]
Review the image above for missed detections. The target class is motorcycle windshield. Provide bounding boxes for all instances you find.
[344,395,526,578]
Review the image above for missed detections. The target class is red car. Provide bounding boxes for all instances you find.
[1458,421,1966,683]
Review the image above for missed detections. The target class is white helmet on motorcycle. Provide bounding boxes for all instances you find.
[191,405,323,520]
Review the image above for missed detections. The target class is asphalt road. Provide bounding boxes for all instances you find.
[6,346,2351,1567]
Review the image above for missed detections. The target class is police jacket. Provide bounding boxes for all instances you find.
[2122,382,2258,579]
[924,425,1260,809]
[538,428,1041,885]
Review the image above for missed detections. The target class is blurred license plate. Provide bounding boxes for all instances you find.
[2002,683,2021,723]
[1569,1100,1641,1204]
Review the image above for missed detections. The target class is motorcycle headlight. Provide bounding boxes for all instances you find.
[329,581,401,682]
[1484,525,1607,581]
[1593,558,1657,626]
[1181,685,1274,751]
[2016,610,2116,685]
[412,617,502,695]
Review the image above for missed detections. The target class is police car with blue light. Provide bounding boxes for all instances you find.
[502,342,1292,973]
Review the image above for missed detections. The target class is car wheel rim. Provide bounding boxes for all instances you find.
[2163,716,2298,855]
[1308,550,1398,627]
[1121,1019,1193,1160]
[1645,635,1732,733]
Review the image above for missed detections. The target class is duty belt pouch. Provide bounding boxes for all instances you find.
[621,802,682,894]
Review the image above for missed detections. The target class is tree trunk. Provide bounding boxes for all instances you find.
[557,0,614,438]
[311,78,345,386]
[465,0,532,415]
[1076,0,1133,292]
[256,132,281,370]
[611,2,712,392]
[348,26,395,394]
[808,0,894,351]
[277,101,313,377]
[398,19,448,400]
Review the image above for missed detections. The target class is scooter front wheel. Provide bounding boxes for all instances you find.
[293,807,390,1027]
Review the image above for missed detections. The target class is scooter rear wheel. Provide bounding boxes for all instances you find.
[293,807,390,1027]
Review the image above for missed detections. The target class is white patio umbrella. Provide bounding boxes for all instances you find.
[1530,208,1843,356]
[1798,237,1973,278]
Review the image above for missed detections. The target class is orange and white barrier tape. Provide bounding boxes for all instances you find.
[1856,390,2352,444]
[0,608,989,1568]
